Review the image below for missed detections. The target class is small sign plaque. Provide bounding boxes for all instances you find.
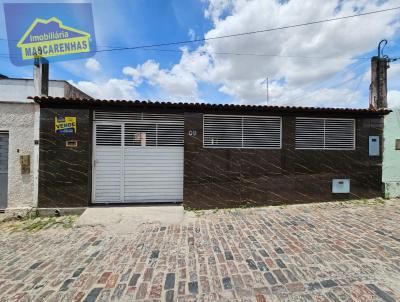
[55,116,76,134]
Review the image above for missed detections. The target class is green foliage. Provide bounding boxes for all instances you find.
[239,201,253,209]
[63,216,76,229]
[5,215,78,233]
[184,206,199,212]
[184,206,203,217]
[21,208,40,220]
[338,198,386,207]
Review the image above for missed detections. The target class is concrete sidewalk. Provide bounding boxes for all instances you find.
[75,205,185,234]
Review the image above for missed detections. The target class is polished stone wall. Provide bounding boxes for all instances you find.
[184,113,383,209]
[38,107,91,208]
[37,105,384,209]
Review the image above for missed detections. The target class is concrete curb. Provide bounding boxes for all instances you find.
[37,207,87,217]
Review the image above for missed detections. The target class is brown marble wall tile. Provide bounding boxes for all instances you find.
[184,113,383,209]
[38,107,91,208]
[38,107,383,209]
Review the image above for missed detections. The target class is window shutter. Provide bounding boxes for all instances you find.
[124,123,157,147]
[295,118,325,149]
[94,111,184,147]
[295,117,355,150]
[243,116,281,148]
[95,124,122,146]
[157,123,184,146]
[203,115,242,148]
[325,119,355,150]
[204,115,281,149]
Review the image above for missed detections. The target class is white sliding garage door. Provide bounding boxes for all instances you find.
[93,112,184,203]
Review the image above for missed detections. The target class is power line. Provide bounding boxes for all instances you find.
[0,47,373,61]
[0,5,399,57]
[121,47,372,60]
[284,60,369,104]
[84,6,400,54]
[347,73,365,103]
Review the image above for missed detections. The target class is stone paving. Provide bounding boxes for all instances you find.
[0,200,400,302]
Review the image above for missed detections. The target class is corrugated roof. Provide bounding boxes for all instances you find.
[30,96,392,115]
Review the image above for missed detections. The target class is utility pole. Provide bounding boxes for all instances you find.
[370,40,390,109]
[261,77,269,104]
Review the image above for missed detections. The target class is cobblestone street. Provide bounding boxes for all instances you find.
[0,201,399,302]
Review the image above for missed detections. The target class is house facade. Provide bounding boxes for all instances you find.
[34,96,389,210]
[0,77,90,212]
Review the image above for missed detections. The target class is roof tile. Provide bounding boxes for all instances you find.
[30,96,391,115]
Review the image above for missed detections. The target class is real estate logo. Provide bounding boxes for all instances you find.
[17,17,91,60]
[3,3,96,66]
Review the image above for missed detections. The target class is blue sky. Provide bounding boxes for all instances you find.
[1,0,400,108]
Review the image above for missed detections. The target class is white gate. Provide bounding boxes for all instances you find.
[92,112,184,203]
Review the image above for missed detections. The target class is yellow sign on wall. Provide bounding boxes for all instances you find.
[55,116,76,134]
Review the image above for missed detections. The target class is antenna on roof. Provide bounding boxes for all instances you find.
[261,77,269,104]
[378,39,387,58]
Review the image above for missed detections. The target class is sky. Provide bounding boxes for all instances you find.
[1,0,400,108]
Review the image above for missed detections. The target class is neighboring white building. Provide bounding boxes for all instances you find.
[0,74,91,212]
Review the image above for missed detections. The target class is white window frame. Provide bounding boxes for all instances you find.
[203,114,282,149]
[295,117,356,150]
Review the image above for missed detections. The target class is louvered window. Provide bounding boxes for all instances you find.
[296,118,355,150]
[94,111,184,147]
[124,122,183,147]
[203,115,281,149]
[95,124,122,146]
[157,123,184,146]
[125,123,157,146]
[94,111,184,123]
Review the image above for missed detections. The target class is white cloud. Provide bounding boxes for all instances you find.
[123,50,199,100]
[67,0,400,106]
[388,90,400,108]
[128,0,392,106]
[188,28,196,40]
[388,63,400,80]
[203,0,234,23]
[188,0,400,105]
[85,58,101,71]
[69,79,139,100]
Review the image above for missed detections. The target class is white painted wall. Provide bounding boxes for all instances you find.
[0,102,37,208]
[0,79,65,103]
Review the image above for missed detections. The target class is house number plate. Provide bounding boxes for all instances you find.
[188,130,197,137]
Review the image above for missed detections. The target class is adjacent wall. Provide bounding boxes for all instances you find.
[184,113,384,209]
[383,109,400,198]
[0,103,38,208]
